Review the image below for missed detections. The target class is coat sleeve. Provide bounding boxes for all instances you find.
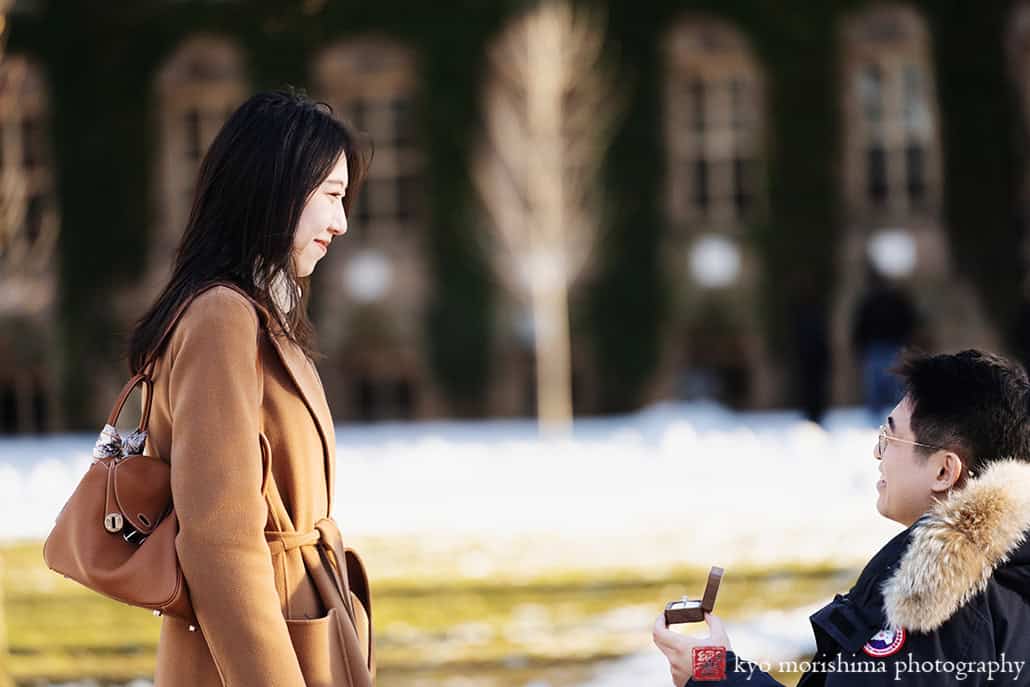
[688,652,786,686]
[167,288,307,687]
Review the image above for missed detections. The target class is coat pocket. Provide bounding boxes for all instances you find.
[286,608,352,687]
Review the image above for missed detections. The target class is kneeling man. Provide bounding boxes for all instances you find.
[654,350,1030,686]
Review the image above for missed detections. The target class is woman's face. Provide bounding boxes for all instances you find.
[293,154,349,278]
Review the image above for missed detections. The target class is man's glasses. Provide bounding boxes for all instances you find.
[876,425,944,460]
[875,425,975,478]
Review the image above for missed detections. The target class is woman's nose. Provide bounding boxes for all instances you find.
[329,212,347,236]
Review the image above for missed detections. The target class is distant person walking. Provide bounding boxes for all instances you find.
[851,268,917,420]
[790,275,831,425]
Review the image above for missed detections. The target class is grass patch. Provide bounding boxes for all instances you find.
[2,541,853,686]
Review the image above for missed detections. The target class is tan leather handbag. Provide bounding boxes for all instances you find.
[43,370,196,624]
[43,283,242,627]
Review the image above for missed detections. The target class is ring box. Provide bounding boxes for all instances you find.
[665,566,724,625]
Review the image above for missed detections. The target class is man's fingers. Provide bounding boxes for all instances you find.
[654,616,702,687]
[653,616,687,651]
[704,613,732,649]
[655,642,679,663]
[704,613,724,635]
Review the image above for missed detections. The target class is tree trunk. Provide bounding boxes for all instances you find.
[526,5,573,434]
[532,282,573,433]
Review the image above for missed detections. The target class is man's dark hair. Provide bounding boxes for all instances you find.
[894,349,1030,472]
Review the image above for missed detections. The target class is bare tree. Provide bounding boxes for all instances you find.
[475,0,621,433]
[0,169,27,267]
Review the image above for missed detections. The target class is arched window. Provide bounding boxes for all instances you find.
[0,58,58,433]
[842,5,941,222]
[664,18,765,234]
[153,36,247,279]
[312,37,429,421]
[0,56,58,273]
[313,37,422,245]
[832,6,995,407]
[659,18,770,409]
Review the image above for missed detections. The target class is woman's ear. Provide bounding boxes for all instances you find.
[931,451,965,493]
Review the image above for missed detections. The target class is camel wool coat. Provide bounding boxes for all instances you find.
[142,284,374,687]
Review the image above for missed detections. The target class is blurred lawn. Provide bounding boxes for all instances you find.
[3,541,855,686]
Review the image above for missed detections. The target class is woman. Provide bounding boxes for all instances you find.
[128,90,372,687]
[653,350,1030,687]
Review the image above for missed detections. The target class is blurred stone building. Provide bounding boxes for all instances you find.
[0,53,59,433]
[0,0,1023,431]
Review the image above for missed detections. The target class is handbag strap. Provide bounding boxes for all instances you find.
[106,373,154,431]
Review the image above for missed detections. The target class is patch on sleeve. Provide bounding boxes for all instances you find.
[862,626,907,658]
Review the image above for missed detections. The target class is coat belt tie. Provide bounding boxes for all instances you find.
[263,517,374,677]
[265,518,357,625]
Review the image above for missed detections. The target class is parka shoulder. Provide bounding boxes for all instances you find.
[883,459,1030,632]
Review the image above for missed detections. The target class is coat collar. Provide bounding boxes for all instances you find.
[189,283,336,511]
[264,325,336,512]
[881,458,1030,632]
[809,528,908,651]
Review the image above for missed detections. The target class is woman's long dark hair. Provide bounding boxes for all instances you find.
[129,89,368,373]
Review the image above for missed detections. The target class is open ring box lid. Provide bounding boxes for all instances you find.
[664,566,724,625]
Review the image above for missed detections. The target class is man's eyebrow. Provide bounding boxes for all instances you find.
[887,416,895,433]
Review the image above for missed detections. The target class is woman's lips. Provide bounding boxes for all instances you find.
[314,239,329,253]
[877,479,886,490]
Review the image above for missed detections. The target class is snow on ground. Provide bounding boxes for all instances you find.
[580,602,823,686]
[2,402,902,685]
[0,401,900,574]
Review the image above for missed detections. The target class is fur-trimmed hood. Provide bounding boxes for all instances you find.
[882,458,1030,633]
